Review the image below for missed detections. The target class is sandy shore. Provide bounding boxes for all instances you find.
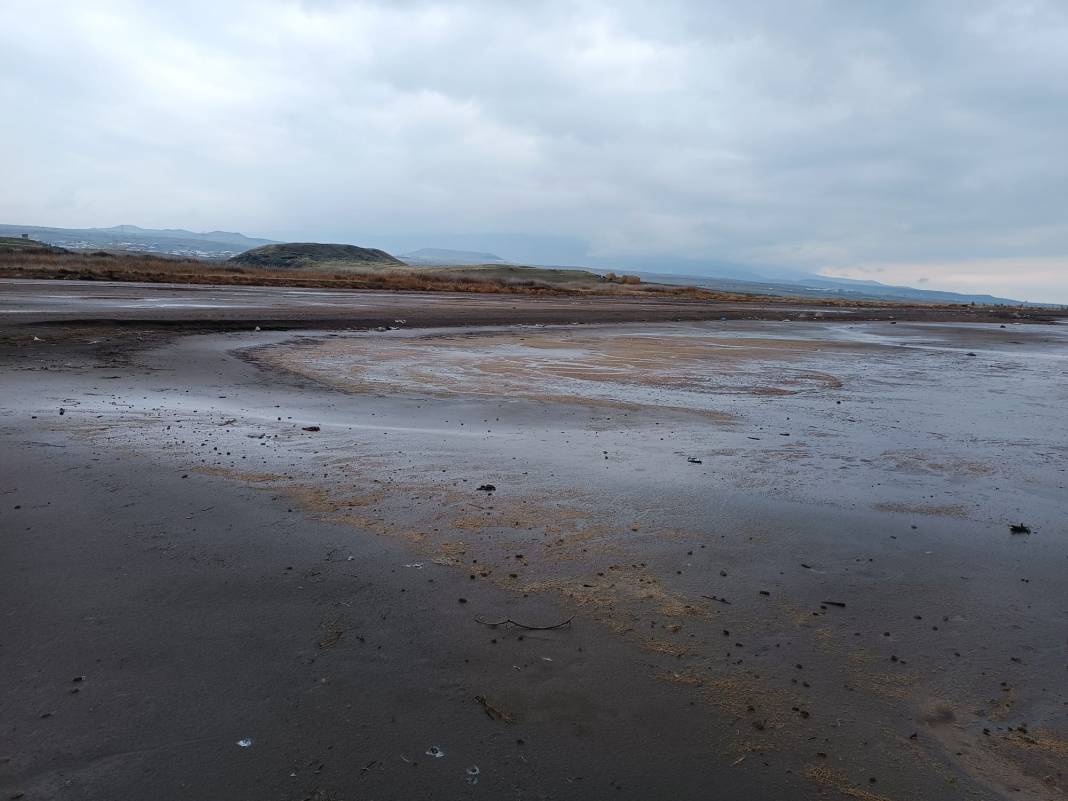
[2,281,1066,800]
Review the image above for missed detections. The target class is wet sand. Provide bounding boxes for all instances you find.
[2,281,1067,800]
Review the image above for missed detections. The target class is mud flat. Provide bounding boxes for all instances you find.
[1,282,1066,800]
[3,277,1064,329]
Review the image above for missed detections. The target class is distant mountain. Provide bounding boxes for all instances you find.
[91,225,274,247]
[579,254,816,283]
[230,242,404,270]
[401,248,509,265]
[0,223,277,258]
[631,270,1029,306]
[566,252,1038,304]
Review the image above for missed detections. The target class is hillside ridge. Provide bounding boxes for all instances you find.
[230,242,404,269]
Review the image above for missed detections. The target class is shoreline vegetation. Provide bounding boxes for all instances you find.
[0,237,1055,311]
[0,249,718,297]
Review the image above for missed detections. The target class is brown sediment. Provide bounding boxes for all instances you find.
[801,765,899,801]
[872,502,970,518]
[857,670,922,700]
[196,467,292,483]
[254,329,865,415]
[988,684,1018,720]
[918,701,1068,801]
[658,669,803,734]
[879,450,996,477]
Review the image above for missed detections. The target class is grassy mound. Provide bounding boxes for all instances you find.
[230,242,404,270]
[0,237,68,254]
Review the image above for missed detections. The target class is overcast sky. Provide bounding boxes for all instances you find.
[2,1,1067,301]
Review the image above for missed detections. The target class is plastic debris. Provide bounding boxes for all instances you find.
[236,738,252,748]
[426,745,445,758]
[466,766,480,785]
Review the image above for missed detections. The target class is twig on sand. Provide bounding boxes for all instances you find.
[475,695,515,723]
[475,616,574,630]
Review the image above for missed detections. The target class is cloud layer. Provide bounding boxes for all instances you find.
[2,1,1066,300]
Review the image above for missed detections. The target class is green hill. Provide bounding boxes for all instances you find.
[228,242,615,287]
[230,242,404,270]
[0,236,68,254]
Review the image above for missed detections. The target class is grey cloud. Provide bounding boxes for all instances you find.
[1,0,1066,300]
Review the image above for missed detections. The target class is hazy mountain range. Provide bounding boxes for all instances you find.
[400,248,509,265]
[627,270,1026,306]
[407,250,1032,305]
[0,224,275,258]
[0,224,1042,305]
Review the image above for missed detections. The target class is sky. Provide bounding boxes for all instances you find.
[2,1,1067,302]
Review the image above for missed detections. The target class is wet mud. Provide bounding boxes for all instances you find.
[2,283,1066,800]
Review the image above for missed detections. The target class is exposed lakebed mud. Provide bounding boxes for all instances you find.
[2,288,1066,800]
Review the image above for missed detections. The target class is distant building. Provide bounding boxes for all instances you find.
[20,233,28,239]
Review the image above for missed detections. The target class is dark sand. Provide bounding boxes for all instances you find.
[2,280,1066,800]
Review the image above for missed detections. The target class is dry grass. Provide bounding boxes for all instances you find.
[2,248,1044,317]
[0,247,951,309]
[0,248,747,299]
